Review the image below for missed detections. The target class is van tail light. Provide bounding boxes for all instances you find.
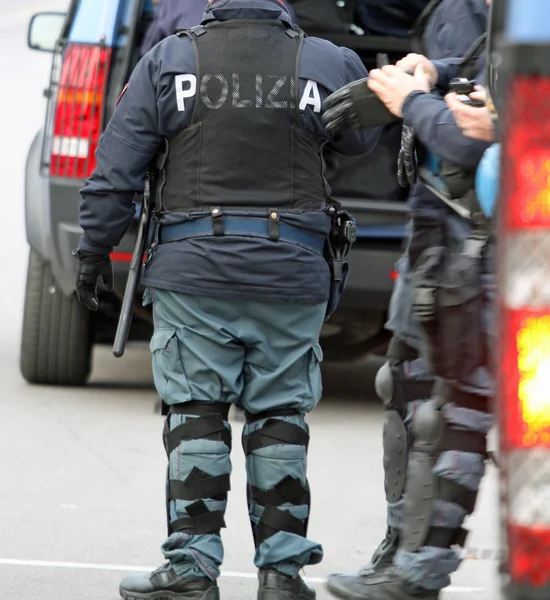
[498,75,550,592]
[50,44,112,179]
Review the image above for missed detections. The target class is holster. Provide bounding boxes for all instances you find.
[324,207,356,319]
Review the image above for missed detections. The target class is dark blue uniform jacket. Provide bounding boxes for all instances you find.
[403,0,490,218]
[140,0,297,56]
[79,0,379,304]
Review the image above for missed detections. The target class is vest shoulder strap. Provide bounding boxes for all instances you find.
[457,33,487,81]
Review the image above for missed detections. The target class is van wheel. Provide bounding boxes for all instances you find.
[20,250,93,386]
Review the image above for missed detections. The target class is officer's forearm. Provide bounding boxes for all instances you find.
[78,189,136,252]
[403,92,491,170]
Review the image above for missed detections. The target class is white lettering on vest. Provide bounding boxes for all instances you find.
[266,76,288,109]
[201,74,229,109]
[174,75,322,113]
[175,74,197,112]
[232,74,252,108]
[299,80,321,113]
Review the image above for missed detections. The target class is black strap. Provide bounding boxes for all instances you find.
[169,401,230,420]
[441,429,487,455]
[254,506,306,546]
[244,407,301,424]
[450,389,491,414]
[425,526,469,548]
[170,500,226,535]
[438,477,477,514]
[387,337,419,362]
[393,379,434,406]
[458,33,488,81]
[250,476,308,507]
[169,468,230,502]
[268,211,280,241]
[242,419,309,454]
[166,414,232,455]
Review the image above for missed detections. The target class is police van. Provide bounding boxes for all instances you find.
[22,0,412,386]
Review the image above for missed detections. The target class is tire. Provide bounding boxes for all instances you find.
[20,250,93,386]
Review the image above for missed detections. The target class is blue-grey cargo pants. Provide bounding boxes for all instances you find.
[144,288,327,581]
[378,212,495,590]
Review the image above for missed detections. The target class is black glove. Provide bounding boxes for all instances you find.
[397,124,419,188]
[73,249,114,311]
[322,78,400,135]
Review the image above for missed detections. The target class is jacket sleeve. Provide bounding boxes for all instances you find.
[432,57,463,90]
[402,90,491,170]
[78,54,164,255]
[326,47,381,156]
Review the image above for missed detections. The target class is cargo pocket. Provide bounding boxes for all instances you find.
[150,327,190,404]
[304,343,324,412]
[435,253,485,380]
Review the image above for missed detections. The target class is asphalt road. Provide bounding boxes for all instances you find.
[0,2,501,599]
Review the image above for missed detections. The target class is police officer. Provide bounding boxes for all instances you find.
[73,1,379,599]
[322,1,494,598]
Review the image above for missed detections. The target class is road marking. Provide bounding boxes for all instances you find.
[0,558,484,592]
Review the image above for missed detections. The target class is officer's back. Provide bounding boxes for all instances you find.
[79,0,378,306]
[76,2,380,599]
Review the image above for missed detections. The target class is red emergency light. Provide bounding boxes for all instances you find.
[50,44,112,179]
[499,75,550,590]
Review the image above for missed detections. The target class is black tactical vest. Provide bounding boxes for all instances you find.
[158,19,328,214]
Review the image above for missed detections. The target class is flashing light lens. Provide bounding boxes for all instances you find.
[502,76,550,230]
[514,150,550,225]
[501,310,550,448]
[508,524,550,587]
[518,317,550,437]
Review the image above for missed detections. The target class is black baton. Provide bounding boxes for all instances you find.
[112,174,154,358]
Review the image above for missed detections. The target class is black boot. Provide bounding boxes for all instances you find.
[119,564,220,600]
[257,568,316,600]
[326,527,399,599]
[326,574,440,600]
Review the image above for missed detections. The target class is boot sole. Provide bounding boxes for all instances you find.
[258,589,315,600]
[120,587,220,600]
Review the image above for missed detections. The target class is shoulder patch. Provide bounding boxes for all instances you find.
[116,83,129,107]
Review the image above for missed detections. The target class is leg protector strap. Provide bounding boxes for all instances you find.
[166,414,232,455]
[424,526,469,548]
[169,401,231,420]
[450,388,492,414]
[438,476,477,514]
[244,407,301,423]
[387,336,420,362]
[250,475,308,507]
[254,505,306,546]
[242,418,309,454]
[393,377,435,410]
[169,467,231,502]
[170,500,226,535]
[441,429,487,455]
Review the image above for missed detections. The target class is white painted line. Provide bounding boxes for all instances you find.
[0,558,485,592]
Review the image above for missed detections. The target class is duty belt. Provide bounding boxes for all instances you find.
[157,213,326,256]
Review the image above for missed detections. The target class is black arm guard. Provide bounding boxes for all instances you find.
[322,78,400,135]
